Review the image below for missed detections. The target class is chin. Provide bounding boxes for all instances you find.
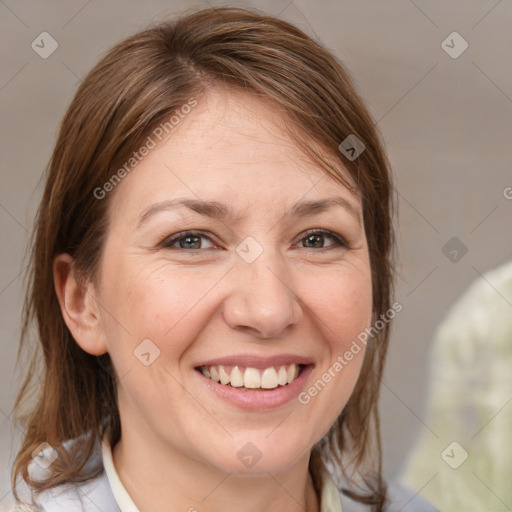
[206,434,312,476]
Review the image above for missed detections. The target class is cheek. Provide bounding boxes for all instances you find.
[300,262,373,348]
[98,258,221,368]
[294,262,372,431]
[96,263,204,422]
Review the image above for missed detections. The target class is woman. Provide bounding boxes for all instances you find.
[10,7,435,512]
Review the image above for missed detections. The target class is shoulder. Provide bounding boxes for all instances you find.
[10,468,119,512]
[0,505,42,512]
[338,482,438,512]
[9,434,120,512]
[45,471,119,512]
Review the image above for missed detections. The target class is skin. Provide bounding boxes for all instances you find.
[54,87,373,512]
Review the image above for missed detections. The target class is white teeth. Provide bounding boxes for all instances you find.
[287,364,298,384]
[244,367,261,388]
[277,366,288,386]
[210,366,220,382]
[201,363,301,389]
[230,366,244,387]
[219,365,230,385]
[261,367,278,389]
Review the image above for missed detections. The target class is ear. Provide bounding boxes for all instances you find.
[53,253,108,356]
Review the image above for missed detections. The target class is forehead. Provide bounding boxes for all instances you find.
[162,88,324,173]
[108,87,359,219]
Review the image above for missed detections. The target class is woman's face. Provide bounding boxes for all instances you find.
[94,88,373,475]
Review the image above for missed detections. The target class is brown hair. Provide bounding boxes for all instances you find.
[12,6,394,510]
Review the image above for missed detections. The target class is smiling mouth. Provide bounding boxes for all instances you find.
[196,363,304,390]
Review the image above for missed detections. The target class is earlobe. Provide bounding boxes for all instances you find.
[53,253,108,356]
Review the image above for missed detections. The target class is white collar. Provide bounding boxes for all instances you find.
[101,436,140,512]
[101,436,343,512]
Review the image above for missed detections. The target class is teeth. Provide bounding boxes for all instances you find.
[210,366,220,382]
[219,365,230,385]
[261,367,278,389]
[244,367,261,388]
[230,366,244,387]
[287,364,298,384]
[278,366,288,386]
[200,363,301,389]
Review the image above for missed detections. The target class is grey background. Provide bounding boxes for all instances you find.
[1,0,511,507]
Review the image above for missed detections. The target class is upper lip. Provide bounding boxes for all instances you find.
[195,354,314,369]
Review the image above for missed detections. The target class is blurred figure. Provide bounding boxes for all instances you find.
[401,260,512,511]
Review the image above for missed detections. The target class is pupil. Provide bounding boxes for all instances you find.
[181,236,200,249]
[306,234,322,248]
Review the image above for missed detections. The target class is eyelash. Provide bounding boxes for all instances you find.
[160,229,348,252]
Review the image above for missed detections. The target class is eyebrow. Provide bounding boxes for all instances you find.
[137,196,361,228]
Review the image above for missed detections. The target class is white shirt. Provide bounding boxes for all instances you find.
[6,436,435,512]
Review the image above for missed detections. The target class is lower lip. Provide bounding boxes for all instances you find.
[196,365,314,411]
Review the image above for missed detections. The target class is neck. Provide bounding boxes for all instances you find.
[112,426,320,512]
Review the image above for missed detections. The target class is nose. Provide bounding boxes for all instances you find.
[222,250,303,339]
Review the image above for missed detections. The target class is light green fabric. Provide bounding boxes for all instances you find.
[320,471,343,512]
[401,261,512,511]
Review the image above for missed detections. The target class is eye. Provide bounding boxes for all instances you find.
[295,229,347,250]
[159,228,348,252]
[161,230,216,250]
